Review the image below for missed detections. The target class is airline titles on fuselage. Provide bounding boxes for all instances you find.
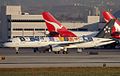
[18,36,93,42]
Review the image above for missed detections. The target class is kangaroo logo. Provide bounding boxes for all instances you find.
[45,19,63,32]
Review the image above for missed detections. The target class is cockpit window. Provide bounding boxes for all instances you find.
[6,39,12,42]
[7,40,12,42]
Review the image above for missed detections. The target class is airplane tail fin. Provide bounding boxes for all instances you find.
[102,11,115,22]
[42,12,77,37]
[102,11,120,39]
[96,19,115,38]
[42,12,67,32]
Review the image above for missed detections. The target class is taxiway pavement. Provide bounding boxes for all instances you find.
[0,48,120,68]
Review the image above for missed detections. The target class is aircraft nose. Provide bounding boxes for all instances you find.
[2,43,9,47]
[2,43,6,47]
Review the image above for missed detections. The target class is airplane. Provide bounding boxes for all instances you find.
[103,11,120,39]
[42,12,98,37]
[3,19,115,54]
[42,11,120,43]
[3,34,115,54]
[3,36,82,54]
[42,11,117,50]
[42,12,116,39]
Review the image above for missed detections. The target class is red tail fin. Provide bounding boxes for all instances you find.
[102,11,115,22]
[103,11,120,39]
[42,12,77,37]
[42,12,67,32]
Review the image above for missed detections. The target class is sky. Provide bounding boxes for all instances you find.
[0,0,75,14]
[0,0,120,22]
[0,0,119,14]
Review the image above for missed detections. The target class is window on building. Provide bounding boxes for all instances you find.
[35,29,46,31]
[13,28,23,31]
[24,29,34,31]
[69,28,88,31]
[8,19,45,22]
[78,28,88,31]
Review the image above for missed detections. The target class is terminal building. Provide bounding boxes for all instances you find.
[0,5,100,42]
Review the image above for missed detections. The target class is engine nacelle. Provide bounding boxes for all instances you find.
[52,46,64,52]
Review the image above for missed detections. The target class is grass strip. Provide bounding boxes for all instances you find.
[0,67,120,76]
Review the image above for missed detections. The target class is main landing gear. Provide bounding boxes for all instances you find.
[53,48,68,54]
[62,48,68,54]
[77,48,83,53]
[33,48,38,53]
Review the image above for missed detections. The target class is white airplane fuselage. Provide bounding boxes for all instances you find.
[65,37,115,48]
[3,37,77,48]
[3,37,115,50]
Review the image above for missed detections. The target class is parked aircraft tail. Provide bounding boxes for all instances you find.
[103,11,115,22]
[42,12,77,37]
[96,19,115,38]
[103,11,120,39]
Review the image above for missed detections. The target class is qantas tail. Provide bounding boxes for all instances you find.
[102,11,120,39]
[42,12,77,37]
[96,19,115,38]
[42,12,67,32]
